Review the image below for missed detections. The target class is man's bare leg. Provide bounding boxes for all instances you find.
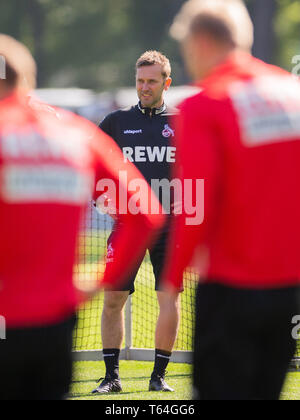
[149,291,181,392]
[102,291,130,349]
[155,291,181,351]
[92,290,129,394]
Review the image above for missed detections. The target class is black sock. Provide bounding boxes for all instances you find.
[103,348,120,380]
[152,349,172,379]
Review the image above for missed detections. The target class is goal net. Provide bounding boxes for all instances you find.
[73,203,300,366]
[73,203,197,362]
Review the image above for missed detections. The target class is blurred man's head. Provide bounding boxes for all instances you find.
[136,50,172,109]
[0,34,37,98]
[170,0,254,80]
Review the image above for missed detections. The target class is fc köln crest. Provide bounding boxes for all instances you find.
[106,243,114,263]
[162,124,175,138]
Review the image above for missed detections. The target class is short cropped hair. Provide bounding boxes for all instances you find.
[170,0,254,52]
[136,51,171,79]
[0,34,37,90]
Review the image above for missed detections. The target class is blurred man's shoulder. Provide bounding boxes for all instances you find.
[34,100,98,139]
[178,90,207,111]
[103,105,137,121]
[165,105,180,117]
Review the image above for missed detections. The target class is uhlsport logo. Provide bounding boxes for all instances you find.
[162,124,175,138]
[124,129,143,135]
[0,316,6,340]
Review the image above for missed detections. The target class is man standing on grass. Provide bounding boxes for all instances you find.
[93,51,181,394]
[163,0,300,400]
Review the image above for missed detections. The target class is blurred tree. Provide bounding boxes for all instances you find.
[26,0,47,86]
[0,0,188,89]
[0,0,299,89]
[248,0,278,63]
[0,0,47,85]
[126,0,187,85]
[275,0,300,72]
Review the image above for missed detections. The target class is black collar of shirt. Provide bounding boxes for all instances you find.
[137,101,167,117]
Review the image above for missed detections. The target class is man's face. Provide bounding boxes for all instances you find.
[136,64,171,109]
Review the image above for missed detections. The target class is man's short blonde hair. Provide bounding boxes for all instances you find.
[136,50,171,79]
[0,34,37,90]
[170,0,254,52]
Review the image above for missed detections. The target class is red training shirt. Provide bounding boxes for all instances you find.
[0,91,165,328]
[164,51,300,290]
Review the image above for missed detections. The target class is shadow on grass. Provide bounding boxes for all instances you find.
[69,390,153,399]
[72,373,192,385]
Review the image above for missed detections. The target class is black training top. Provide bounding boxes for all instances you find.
[99,102,178,190]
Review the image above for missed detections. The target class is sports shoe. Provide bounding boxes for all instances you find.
[149,374,174,392]
[92,376,122,394]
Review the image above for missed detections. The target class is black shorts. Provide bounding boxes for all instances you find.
[193,282,300,400]
[0,316,76,401]
[105,228,170,294]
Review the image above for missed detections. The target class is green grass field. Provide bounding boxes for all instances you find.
[70,361,192,400]
[282,373,300,400]
[69,360,300,400]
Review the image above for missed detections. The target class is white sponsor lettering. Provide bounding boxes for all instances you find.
[230,76,300,146]
[1,164,93,204]
[122,147,134,162]
[147,147,166,162]
[0,128,90,163]
[166,147,176,162]
[135,146,147,162]
[122,146,176,163]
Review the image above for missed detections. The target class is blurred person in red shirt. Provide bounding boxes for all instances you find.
[0,34,165,400]
[163,0,300,400]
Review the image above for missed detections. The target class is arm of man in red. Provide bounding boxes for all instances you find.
[91,127,166,291]
[162,97,221,291]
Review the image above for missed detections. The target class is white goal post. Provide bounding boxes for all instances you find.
[73,296,193,364]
